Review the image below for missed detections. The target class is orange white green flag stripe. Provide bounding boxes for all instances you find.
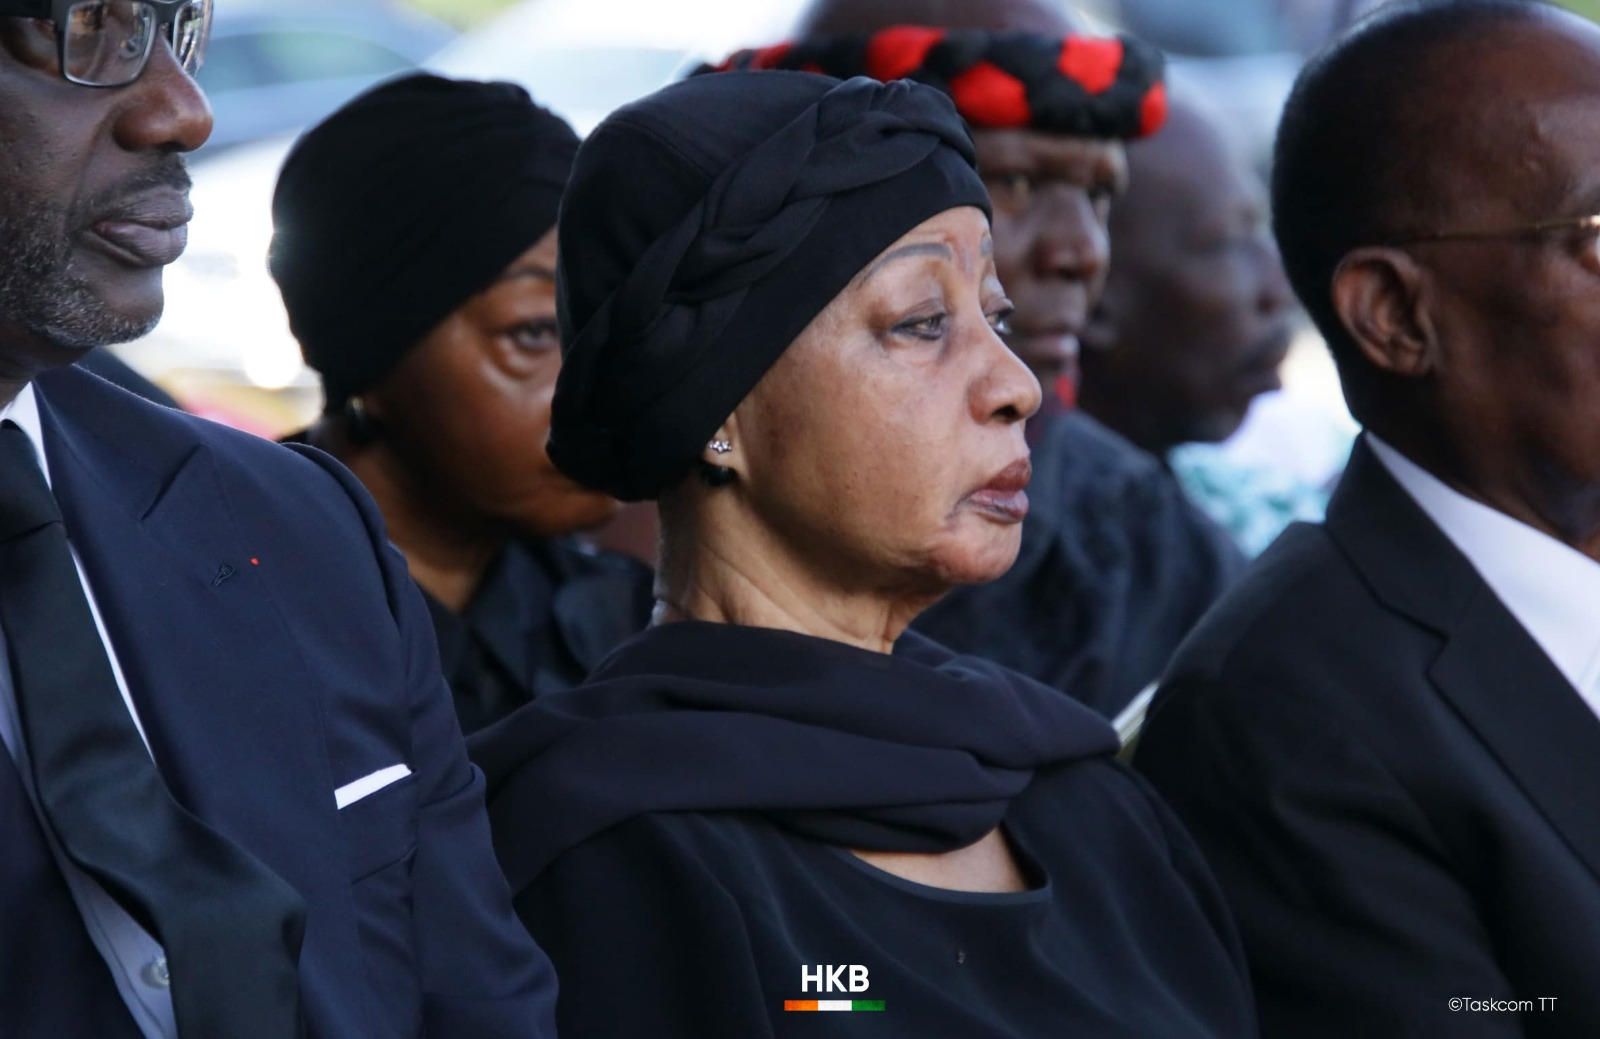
[784,1001,886,1012]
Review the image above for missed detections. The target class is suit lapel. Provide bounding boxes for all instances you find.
[32,375,337,846]
[1431,588,1600,884]
[1330,437,1600,886]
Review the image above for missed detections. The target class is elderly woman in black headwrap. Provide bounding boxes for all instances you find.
[269,74,651,735]
[470,71,1254,1037]
[713,10,1247,723]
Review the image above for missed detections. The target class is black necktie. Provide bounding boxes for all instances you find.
[0,421,307,1038]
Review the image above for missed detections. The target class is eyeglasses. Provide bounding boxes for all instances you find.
[0,0,211,87]
[1388,213,1600,247]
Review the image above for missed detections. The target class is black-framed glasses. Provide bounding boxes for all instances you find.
[0,0,211,87]
[1388,213,1600,247]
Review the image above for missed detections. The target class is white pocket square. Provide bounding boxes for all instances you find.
[335,764,413,809]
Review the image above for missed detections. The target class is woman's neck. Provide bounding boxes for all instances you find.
[654,507,940,655]
[306,418,504,612]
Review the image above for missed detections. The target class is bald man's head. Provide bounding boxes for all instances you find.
[795,0,1079,37]
[1080,97,1294,454]
[1274,0,1592,382]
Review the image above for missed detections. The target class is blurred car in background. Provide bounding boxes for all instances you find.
[198,0,455,153]
[121,0,1379,435]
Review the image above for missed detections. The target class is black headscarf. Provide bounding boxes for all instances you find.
[269,72,579,410]
[470,622,1118,888]
[550,71,991,501]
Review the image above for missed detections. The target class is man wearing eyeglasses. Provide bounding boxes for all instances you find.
[0,5,557,1037]
[1135,1,1600,1036]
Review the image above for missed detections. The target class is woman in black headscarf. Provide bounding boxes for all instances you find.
[471,70,1254,1037]
[269,73,651,734]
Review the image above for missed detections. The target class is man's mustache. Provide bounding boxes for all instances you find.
[72,157,193,233]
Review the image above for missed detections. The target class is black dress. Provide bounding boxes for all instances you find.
[914,410,1244,719]
[470,622,1255,1038]
[423,537,652,733]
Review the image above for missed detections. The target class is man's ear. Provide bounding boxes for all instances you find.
[1331,247,1437,378]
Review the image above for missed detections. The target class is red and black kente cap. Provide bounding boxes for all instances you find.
[701,26,1167,139]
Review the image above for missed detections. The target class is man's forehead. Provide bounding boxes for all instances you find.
[972,128,1123,168]
[1423,18,1600,213]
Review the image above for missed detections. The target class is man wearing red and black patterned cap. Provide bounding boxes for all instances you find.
[711,0,1244,722]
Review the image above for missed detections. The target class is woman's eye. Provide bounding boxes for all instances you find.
[987,306,1015,337]
[895,312,949,341]
[508,320,560,352]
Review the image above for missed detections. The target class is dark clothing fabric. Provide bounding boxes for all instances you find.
[21,365,557,1037]
[422,537,652,734]
[270,73,578,409]
[706,27,1168,138]
[915,409,1245,719]
[471,622,1256,1037]
[474,623,1119,883]
[552,72,991,501]
[1135,439,1600,1038]
[0,750,144,1039]
[1,424,306,1037]
[75,349,181,409]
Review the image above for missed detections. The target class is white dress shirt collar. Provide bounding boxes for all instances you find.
[0,383,52,485]
[1367,433,1600,712]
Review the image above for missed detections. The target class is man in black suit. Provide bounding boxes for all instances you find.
[0,4,555,1036]
[1136,2,1600,1036]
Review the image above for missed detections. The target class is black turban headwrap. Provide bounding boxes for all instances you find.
[551,71,990,502]
[702,26,1169,139]
[269,72,579,410]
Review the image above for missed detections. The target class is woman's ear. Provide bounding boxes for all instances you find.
[1331,246,1438,379]
[702,415,740,467]
[697,416,743,489]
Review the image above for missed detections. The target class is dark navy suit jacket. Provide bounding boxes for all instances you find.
[1136,439,1600,1038]
[29,364,558,1037]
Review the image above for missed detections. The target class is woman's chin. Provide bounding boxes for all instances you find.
[927,528,1024,588]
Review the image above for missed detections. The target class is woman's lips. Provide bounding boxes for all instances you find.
[967,457,1032,523]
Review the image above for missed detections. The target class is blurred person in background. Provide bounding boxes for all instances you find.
[719,0,1244,722]
[270,73,651,735]
[0,8,556,1036]
[1077,93,1323,556]
[1137,1,1600,1033]
[472,68,1255,1039]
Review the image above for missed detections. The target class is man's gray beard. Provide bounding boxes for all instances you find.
[0,206,159,351]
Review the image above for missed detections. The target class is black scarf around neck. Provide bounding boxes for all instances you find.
[470,622,1117,889]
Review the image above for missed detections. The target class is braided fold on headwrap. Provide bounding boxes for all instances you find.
[551,72,991,501]
[702,26,1168,139]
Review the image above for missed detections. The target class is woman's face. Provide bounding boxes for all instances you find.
[371,228,618,537]
[731,206,1041,595]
